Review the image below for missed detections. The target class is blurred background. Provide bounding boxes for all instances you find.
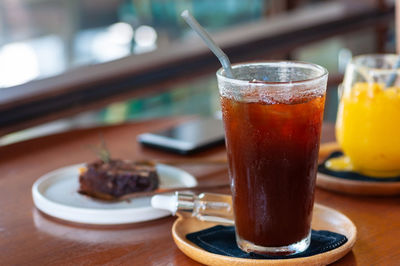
[0,0,395,144]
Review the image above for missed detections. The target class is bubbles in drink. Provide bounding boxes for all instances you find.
[221,94,325,247]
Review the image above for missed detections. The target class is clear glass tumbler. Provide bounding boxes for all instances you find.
[336,54,400,177]
[216,61,328,255]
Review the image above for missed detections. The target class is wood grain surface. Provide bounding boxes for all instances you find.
[1,117,399,265]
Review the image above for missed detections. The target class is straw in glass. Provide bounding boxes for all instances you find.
[181,10,234,78]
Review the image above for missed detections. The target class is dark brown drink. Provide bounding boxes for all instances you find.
[217,61,328,255]
[221,95,325,248]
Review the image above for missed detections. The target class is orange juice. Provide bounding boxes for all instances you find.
[334,82,400,177]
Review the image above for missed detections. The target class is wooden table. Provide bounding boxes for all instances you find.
[1,117,399,265]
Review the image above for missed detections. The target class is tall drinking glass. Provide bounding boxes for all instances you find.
[217,61,328,255]
[336,54,400,177]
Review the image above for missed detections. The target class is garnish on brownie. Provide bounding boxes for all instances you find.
[78,136,159,200]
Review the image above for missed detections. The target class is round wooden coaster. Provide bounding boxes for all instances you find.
[172,203,356,266]
[317,142,400,196]
[317,173,400,196]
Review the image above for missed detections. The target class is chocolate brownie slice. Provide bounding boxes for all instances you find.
[79,159,159,200]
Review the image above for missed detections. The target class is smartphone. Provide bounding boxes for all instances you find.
[137,118,225,154]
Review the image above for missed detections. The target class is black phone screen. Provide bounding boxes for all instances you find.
[137,118,225,154]
[156,118,223,143]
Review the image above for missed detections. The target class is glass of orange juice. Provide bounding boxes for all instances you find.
[333,54,400,177]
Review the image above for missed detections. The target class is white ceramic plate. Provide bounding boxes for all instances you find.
[32,163,197,225]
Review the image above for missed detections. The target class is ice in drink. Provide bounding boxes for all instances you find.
[221,95,325,248]
[217,61,328,255]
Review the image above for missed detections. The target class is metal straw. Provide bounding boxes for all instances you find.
[181,10,234,78]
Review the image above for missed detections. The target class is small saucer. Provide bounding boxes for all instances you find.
[317,142,400,196]
[317,173,400,196]
[32,163,197,225]
[172,203,356,265]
